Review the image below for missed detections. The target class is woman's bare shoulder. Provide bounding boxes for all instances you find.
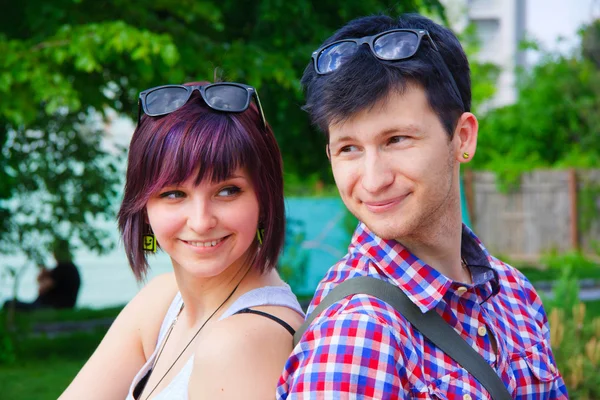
[129,272,179,354]
[188,306,302,399]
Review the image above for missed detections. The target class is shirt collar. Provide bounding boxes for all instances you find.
[351,222,500,312]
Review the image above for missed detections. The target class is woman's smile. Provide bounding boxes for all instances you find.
[180,235,230,252]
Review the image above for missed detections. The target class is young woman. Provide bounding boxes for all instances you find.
[60,81,305,399]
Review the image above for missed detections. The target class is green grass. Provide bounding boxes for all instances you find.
[1,327,107,400]
[14,329,106,361]
[0,358,85,400]
[13,305,123,324]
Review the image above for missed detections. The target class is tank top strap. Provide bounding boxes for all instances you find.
[220,284,304,320]
[156,291,184,343]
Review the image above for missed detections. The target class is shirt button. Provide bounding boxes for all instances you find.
[477,325,487,337]
[550,364,557,374]
[456,286,468,295]
[463,394,473,400]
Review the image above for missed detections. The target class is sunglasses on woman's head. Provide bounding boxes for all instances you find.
[137,82,266,127]
[312,28,464,110]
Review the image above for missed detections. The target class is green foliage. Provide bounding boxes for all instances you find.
[541,250,600,275]
[546,267,600,399]
[582,19,600,69]
[458,23,501,112]
[515,250,600,286]
[578,181,600,235]
[469,22,600,186]
[1,0,447,183]
[284,173,340,198]
[0,1,448,261]
[0,317,16,365]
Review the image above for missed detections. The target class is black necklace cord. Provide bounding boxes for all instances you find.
[140,267,251,400]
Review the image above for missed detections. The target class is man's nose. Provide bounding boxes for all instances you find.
[361,151,394,194]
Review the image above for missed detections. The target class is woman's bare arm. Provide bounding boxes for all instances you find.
[59,273,178,400]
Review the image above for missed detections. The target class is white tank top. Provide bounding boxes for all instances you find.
[125,285,303,400]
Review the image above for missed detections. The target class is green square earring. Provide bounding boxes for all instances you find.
[143,226,157,253]
[256,228,265,245]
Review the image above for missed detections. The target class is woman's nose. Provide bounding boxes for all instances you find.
[186,199,218,233]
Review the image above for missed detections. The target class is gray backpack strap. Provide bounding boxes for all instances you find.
[294,276,512,400]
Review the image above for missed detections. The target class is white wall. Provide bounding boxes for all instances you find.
[526,0,597,65]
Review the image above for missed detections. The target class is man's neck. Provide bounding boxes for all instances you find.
[397,208,469,284]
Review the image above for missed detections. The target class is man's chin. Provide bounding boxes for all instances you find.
[360,219,409,242]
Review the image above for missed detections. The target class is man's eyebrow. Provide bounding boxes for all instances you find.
[379,125,423,136]
[331,125,423,145]
[329,135,355,146]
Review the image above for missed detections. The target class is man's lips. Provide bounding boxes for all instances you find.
[362,194,408,213]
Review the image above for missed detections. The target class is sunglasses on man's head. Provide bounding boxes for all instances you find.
[312,28,464,110]
[137,82,266,127]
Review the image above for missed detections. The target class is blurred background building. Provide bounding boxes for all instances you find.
[445,0,598,107]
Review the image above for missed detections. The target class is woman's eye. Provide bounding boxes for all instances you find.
[217,186,241,197]
[159,190,185,199]
[340,145,358,153]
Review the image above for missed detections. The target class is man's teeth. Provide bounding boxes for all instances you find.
[187,238,223,247]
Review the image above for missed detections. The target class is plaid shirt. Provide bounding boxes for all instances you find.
[277,223,568,399]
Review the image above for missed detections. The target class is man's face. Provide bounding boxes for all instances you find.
[327,85,462,242]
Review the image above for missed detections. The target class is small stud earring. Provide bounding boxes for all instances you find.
[462,152,470,159]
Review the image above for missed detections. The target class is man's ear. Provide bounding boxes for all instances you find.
[453,112,478,163]
[326,145,331,162]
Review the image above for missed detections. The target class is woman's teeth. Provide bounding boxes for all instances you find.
[187,238,223,247]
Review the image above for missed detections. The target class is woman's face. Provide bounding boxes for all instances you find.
[146,167,260,278]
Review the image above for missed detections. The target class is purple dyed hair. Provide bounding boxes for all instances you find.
[118,81,284,281]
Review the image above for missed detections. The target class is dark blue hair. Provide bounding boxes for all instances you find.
[301,13,471,137]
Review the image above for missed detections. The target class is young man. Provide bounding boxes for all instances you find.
[277,13,567,399]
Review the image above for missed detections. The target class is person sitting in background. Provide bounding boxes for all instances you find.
[59,80,304,400]
[3,238,81,311]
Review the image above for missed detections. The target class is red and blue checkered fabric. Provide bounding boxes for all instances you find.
[277,223,568,399]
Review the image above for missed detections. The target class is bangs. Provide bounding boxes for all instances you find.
[141,112,257,201]
[120,84,284,281]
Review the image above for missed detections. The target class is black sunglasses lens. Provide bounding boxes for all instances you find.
[145,87,189,115]
[204,85,249,111]
[374,31,419,60]
[317,41,358,74]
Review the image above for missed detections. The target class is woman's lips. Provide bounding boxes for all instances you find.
[181,235,230,253]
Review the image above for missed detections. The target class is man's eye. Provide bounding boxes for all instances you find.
[388,136,406,144]
[218,186,241,197]
[159,190,185,199]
